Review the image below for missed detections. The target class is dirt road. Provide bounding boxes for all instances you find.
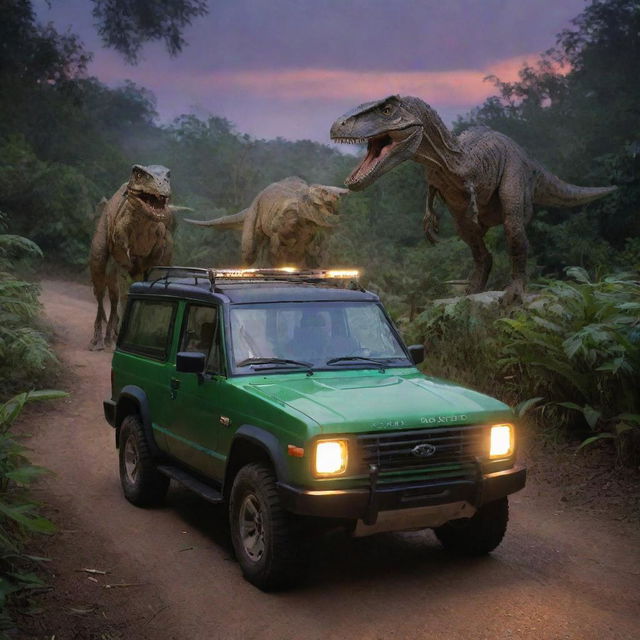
[18,279,640,639]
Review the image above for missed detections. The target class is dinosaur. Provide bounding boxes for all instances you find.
[330,95,617,303]
[89,164,185,350]
[185,176,348,267]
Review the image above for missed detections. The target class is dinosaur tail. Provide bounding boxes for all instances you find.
[534,169,617,208]
[184,208,248,230]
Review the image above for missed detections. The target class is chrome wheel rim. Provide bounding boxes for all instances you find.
[239,493,265,561]
[123,434,140,485]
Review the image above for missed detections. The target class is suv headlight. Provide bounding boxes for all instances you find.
[314,440,348,476]
[489,424,514,458]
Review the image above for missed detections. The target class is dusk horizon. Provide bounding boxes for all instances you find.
[36,0,586,142]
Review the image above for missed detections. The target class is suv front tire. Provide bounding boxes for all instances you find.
[119,414,169,507]
[229,463,308,590]
[434,496,509,556]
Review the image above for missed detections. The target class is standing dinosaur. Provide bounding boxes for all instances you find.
[185,177,348,267]
[330,95,617,303]
[89,164,182,350]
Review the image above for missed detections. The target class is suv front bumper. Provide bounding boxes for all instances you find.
[278,465,526,523]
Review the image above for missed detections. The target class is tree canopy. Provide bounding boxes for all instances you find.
[91,0,209,63]
[0,0,637,313]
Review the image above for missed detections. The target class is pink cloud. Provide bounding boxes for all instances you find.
[164,54,544,107]
[94,53,544,108]
[90,53,567,139]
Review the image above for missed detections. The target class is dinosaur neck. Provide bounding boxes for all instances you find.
[413,105,462,173]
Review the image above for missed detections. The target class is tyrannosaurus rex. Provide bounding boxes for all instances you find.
[330,95,617,303]
[89,164,180,350]
[185,177,348,267]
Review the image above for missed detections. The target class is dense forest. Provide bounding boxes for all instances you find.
[1,0,638,436]
[0,0,638,626]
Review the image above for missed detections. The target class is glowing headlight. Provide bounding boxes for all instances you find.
[490,424,514,458]
[314,440,348,475]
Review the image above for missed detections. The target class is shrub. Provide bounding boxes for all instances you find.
[406,268,640,465]
[0,390,67,632]
[0,214,57,397]
[499,268,640,463]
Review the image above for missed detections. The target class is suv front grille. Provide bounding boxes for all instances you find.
[356,425,487,475]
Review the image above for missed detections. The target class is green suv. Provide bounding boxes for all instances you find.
[104,267,526,590]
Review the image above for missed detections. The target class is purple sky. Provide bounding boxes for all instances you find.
[36,0,586,142]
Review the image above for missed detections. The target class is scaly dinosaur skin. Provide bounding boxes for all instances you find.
[185,177,348,267]
[330,95,617,303]
[88,164,175,350]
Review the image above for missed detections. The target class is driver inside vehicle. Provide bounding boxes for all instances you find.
[284,311,353,363]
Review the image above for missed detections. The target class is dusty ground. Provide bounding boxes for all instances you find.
[12,279,640,639]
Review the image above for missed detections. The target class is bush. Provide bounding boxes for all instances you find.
[499,268,640,463]
[0,390,66,632]
[406,268,640,465]
[0,214,57,397]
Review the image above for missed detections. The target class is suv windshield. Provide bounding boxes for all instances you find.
[229,301,409,372]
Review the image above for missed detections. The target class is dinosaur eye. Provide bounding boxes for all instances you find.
[381,105,393,116]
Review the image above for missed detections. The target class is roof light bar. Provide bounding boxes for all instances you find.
[144,266,361,288]
[213,268,359,280]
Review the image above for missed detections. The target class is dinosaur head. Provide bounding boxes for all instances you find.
[330,95,423,191]
[126,164,172,220]
[303,185,349,226]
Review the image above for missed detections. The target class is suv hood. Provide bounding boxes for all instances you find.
[245,370,510,433]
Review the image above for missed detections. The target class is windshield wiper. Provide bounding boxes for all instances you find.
[326,356,404,367]
[236,357,313,370]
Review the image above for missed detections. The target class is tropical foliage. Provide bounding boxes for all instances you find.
[410,268,640,464]
[0,390,67,632]
[0,214,56,397]
[0,0,638,469]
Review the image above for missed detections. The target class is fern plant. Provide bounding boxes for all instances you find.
[0,390,67,632]
[499,268,640,463]
[0,213,56,396]
[406,267,640,464]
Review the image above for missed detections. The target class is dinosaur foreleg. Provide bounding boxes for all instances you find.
[105,265,119,348]
[465,182,479,225]
[423,185,441,245]
[501,216,529,305]
[90,281,107,351]
[116,268,130,329]
[89,255,108,351]
[456,217,492,294]
[500,179,531,305]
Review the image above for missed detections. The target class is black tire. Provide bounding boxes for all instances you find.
[434,497,509,556]
[229,463,308,591]
[118,414,169,507]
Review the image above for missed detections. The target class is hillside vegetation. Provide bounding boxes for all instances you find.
[0,0,638,461]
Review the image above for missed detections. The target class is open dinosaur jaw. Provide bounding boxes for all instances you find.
[129,191,171,221]
[333,126,420,191]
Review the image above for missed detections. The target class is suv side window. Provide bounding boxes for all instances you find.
[119,299,176,360]
[180,305,222,373]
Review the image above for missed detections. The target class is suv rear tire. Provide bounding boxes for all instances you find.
[119,414,169,507]
[434,497,509,556]
[229,463,308,590]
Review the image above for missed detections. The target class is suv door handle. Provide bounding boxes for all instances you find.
[170,377,180,400]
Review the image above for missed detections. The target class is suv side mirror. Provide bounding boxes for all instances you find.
[407,344,425,365]
[176,351,206,374]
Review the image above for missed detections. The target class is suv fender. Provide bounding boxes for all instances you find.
[223,425,289,498]
[114,385,162,459]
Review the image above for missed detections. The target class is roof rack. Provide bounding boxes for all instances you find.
[144,266,361,290]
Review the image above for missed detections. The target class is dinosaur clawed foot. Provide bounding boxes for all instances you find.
[501,280,525,306]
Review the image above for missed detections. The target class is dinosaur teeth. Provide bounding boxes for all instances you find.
[333,137,366,144]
